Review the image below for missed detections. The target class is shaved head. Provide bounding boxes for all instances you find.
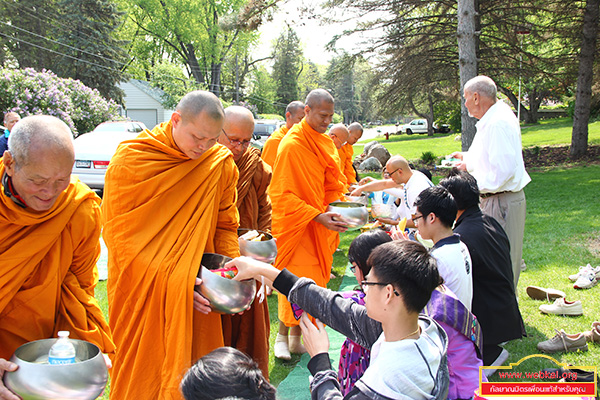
[285,101,305,129]
[305,89,334,108]
[176,90,225,123]
[385,155,412,184]
[5,115,75,211]
[347,122,364,145]
[304,89,335,133]
[220,105,255,162]
[328,124,349,149]
[8,115,74,167]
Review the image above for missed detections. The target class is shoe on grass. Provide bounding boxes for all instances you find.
[539,298,583,316]
[573,270,598,289]
[583,321,600,343]
[274,333,291,360]
[537,329,588,353]
[526,286,565,301]
[484,348,509,377]
[569,264,600,282]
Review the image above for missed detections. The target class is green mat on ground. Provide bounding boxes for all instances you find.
[276,264,359,400]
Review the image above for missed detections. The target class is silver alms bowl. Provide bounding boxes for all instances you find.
[327,201,369,231]
[197,253,257,314]
[3,339,108,400]
[238,229,277,264]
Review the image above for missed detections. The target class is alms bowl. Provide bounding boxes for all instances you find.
[197,253,256,314]
[238,229,277,264]
[3,339,108,400]
[327,201,369,231]
[371,203,393,219]
[343,193,368,206]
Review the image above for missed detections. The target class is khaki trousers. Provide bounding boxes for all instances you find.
[481,189,527,288]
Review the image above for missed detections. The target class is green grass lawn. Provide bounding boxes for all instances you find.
[359,118,600,163]
[94,117,600,396]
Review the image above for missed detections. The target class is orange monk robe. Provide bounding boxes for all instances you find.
[0,161,114,359]
[221,146,272,379]
[270,119,346,327]
[339,142,357,185]
[102,121,240,400]
[261,125,289,168]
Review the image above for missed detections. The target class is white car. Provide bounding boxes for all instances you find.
[251,119,282,150]
[400,119,451,135]
[72,121,147,192]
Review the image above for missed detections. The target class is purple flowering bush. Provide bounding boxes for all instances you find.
[0,68,121,136]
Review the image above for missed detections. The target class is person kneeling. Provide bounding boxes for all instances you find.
[228,240,449,399]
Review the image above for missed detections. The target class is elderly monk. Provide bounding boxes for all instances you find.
[0,116,114,400]
[102,91,240,400]
[270,89,348,360]
[217,106,271,378]
[261,100,305,168]
[339,122,363,185]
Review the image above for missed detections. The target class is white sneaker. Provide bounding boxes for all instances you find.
[539,298,583,316]
[573,270,598,290]
[569,264,600,282]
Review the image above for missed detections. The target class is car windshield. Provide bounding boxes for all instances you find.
[254,124,277,137]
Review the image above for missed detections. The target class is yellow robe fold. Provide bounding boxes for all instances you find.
[222,146,271,379]
[270,119,345,326]
[339,143,357,185]
[102,121,240,400]
[0,162,114,359]
[261,125,289,168]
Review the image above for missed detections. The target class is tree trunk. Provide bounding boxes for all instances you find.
[427,91,435,136]
[457,0,478,150]
[571,0,600,158]
[498,84,530,123]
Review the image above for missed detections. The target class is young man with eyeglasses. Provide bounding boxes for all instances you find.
[413,186,473,311]
[217,105,272,379]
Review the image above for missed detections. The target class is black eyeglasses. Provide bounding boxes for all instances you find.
[222,129,251,148]
[350,264,356,273]
[412,214,425,224]
[386,167,401,177]
[360,281,400,296]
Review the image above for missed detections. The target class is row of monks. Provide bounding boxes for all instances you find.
[0,88,363,400]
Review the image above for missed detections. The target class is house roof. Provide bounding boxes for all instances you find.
[128,79,167,103]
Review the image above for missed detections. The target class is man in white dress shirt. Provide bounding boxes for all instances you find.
[451,75,531,287]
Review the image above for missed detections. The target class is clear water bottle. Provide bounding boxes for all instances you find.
[48,331,76,365]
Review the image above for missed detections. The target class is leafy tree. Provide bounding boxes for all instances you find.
[298,61,325,100]
[271,26,302,113]
[246,65,278,114]
[0,0,128,102]
[148,59,198,109]
[119,0,276,97]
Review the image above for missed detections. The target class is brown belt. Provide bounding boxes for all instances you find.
[480,190,511,199]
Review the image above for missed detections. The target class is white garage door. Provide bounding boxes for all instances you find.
[127,109,158,129]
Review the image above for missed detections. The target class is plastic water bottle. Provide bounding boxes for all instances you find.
[48,331,76,365]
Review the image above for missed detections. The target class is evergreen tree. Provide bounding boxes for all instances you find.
[271,26,302,114]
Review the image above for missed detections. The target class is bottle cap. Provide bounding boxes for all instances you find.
[57,331,70,338]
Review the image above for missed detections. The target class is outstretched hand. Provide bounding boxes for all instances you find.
[299,314,330,357]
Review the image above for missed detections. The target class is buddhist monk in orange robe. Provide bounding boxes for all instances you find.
[261,101,305,168]
[339,122,364,185]
[102,91,240,400]
[217,106,271,379]
[0,116,114,399]
[328,124,350,184]
[270,89,348,360]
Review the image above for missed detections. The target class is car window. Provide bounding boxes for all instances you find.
[254,124,277,137]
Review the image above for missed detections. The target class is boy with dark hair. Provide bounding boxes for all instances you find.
[414,186,473,310]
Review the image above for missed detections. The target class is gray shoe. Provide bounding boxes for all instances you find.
[537,329,588,353]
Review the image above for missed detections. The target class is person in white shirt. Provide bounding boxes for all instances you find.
[450,75,531,287]
[351,155,433,229]
[413,186,473,310]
